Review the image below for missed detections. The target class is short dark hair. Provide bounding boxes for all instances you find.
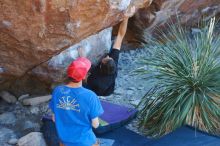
[100,59,116,75]
[65,77,80,83]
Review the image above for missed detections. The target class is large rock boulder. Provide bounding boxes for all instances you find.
[118,0,220,48]
[0,0,151,95]
[2,0,220,95]
[8,27,113,96]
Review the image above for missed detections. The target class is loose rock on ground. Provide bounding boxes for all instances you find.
[0,91,17,104]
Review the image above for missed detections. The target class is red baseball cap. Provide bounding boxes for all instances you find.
[67,57,91,82]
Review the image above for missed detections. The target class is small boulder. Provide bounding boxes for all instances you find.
[22,95,51,106]
[17,132,47,146]
[0,91,17,104]
[18,94,30,101]
[99,96,106,100]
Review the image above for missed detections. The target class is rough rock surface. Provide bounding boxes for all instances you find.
[0,0,151,95]
[117,0,220,48]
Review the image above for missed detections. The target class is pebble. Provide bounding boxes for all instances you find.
[39,104,49,113]
[137,86,144,90]
[127,87,136,91]
[130,99,141,106]
[114,88,124,95]
[99,96,106,100]
[114,95,121,99]
[30,106,40,115]
[8,138,18,145]
[126,90,134,95]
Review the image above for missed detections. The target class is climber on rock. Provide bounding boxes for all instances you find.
[81,6,136,96]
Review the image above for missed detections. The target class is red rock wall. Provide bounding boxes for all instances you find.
[119,0,220,49]
[0,0,150,95]
[1,0,220,95]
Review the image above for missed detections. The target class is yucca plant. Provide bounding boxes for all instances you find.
[137,17,220,138]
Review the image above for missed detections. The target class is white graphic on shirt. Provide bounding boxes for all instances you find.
[56,96,80,112]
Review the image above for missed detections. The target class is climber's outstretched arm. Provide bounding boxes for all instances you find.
[113,18,129,50]
[113,6,136,50]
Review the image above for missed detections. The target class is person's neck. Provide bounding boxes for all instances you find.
[66,81,82,88]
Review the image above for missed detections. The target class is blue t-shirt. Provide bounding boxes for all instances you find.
[49,85,104,146]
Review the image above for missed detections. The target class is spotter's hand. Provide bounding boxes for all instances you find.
[124,6,136,18]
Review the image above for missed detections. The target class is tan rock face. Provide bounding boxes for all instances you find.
[121,0,220,48]
[0,0,151,94]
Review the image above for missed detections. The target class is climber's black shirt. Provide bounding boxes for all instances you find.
[86,48,120,96]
